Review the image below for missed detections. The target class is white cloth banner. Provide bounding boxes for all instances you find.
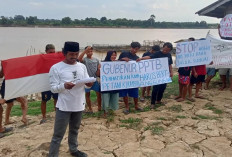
[219,14,232,38]
[100,58,172,91]
[206,34,232,68]
[176,40,212,68]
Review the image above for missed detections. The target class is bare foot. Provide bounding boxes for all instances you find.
[219,86,226,91]
[176,98,185,102]
[5,121,15,125]
[21,119,28,125]
[174,96,181,100]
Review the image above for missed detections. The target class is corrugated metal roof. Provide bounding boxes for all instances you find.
[196,0,232,18]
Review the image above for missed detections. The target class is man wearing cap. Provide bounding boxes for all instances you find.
[40,44,58,124]
[48,42,91,157]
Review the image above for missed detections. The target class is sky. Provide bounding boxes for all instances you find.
[0,0,221,23]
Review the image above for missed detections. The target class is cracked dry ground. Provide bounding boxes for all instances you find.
[1,86,232,157]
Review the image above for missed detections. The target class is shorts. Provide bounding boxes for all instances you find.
[0,80,16,103]
[42,91,58,102]
[218,68,232,75]
[178,75,190,85]
[119,88,139,98]
[190,75,205,84]
[85,81,100,93]
[207,68,216,76]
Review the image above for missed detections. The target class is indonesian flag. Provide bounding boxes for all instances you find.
[1,52,64,100]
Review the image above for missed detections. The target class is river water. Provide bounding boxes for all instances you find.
[0,27,219,60]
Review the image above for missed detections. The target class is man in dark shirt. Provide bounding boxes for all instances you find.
[138,42,173,109]
[140,45,160,101]
[118,42,142,114]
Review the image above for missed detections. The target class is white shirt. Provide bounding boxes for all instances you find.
[49,61,89,112]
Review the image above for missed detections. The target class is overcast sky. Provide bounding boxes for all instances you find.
[0,0,220,23]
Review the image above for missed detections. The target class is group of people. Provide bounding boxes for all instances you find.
[0,38,231,157]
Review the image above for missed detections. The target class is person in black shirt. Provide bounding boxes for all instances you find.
[118,42,142,114]
[140,45,160,102]
[137,42,173,109]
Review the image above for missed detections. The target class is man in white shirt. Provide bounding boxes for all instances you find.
[48,42,91,157]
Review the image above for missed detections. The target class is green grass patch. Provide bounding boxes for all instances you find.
[11,100,55,116]
[144,122,164,135]
[119,118,143,130]
[120,118,142,124]
[157,117,167,120]
[186,101,192,104]
[204,103,223,115]
[11,91,97,117]
[176,115,186,119]
[168,105,182,112]
[82,111,104,119]
[163,75,179,98]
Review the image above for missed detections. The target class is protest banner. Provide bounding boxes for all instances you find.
[100,58,172,91]
[219,14,232,39]
[206,33,232,68]
[176,39,212,68]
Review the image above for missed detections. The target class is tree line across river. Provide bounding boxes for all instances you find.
[0,15,217,29]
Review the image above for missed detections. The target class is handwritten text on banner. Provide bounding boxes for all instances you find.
[176,40,212,68]
[100,58,172,91]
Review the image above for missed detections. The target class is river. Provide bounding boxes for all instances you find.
[0,27,219,60]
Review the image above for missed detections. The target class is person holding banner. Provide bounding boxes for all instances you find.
[78,46,101,113]
[0,66,28,125]
[187,65,206,101]
[48,42,91,157]
[0,64,13,138]
[40,44,58,124]
[101,51,119,117]
[175,37,194,102]
[138,42,173,109]
[140,45,161,102]
[118,42,143,114]
[175,67,192,102]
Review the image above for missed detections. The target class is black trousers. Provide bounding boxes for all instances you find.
[151,83,167,105]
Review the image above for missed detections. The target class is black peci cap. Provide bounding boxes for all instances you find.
[63,42,79,52]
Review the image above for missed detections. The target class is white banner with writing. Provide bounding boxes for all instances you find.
[220,14,232,38]
[176,40,212,68]
[100,58,172,91]
[206,34,232,68]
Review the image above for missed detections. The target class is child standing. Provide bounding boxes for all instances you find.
[188,65,206,101]
[78,46,101,112]
[101,51,119,117]
[175,67,192,102]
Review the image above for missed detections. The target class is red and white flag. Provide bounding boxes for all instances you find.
[1,52,64,100]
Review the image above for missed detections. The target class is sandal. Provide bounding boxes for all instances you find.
[123,109,130,115]
[40,119,46,124]
[0,127,13,133]
[0,133,4,138]
[156,101,166,105]
[195,95,205,99]
[135,107,143,111]
[140,97,145,102]
[187,97,195,102]
[150,105,155,109]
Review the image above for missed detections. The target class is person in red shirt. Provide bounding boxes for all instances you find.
[187,65,206,102]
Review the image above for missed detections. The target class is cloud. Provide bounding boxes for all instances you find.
[152,3,171,10]
[29,2,43,7]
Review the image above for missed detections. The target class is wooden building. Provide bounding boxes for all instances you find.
[196,0,232,18]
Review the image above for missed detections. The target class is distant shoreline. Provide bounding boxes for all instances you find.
[0,25,217,29]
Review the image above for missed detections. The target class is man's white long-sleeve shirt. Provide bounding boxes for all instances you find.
[49,61,89,112]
